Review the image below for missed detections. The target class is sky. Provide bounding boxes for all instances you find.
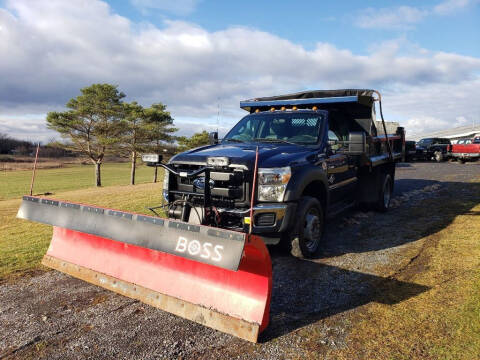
[0,0,479,142]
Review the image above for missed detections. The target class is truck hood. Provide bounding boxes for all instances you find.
[170,142,316,169]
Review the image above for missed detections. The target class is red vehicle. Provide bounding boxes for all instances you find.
[449,136,480,162]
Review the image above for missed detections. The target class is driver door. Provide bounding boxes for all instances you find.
[326,131,357,204]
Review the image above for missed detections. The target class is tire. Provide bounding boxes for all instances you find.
[459,159,466,164]
[375,173,392,212]
[357,201,370,212]
[288,196,324,259]
[434,151,444,162]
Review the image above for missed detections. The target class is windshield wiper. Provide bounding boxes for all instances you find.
[253,138,296,145]
[223,138,245,143]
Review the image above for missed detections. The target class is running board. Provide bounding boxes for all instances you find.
[326,201,356,219]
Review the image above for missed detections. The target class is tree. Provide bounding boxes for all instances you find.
[120,102,145,186]
[143,104,177,183]
[121,102,177,185]
[47,84,125,186]
[0,133,35,154]
[177,130,210,152]
[144,104,177,145]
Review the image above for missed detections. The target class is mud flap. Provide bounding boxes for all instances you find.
[17,196,272,342]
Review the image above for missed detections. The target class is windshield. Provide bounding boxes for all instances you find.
[418,138,432,145]
[223,112,325,145]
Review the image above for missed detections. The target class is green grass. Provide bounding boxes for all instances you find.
[0,162,159,200]
[0,164,165,280]
[0,181,165,280]
[315,185,480,360]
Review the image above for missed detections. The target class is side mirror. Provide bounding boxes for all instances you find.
[347,132,366,154]
[209,131,219,145]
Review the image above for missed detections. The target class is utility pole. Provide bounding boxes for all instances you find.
[30,143,40,196]
[216,97,220,134]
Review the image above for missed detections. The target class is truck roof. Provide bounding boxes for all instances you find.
[240,89,375,112]
[240,89,379,136]
[242,88,375,100]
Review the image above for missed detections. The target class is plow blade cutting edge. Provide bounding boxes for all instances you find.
[17,196,272,342]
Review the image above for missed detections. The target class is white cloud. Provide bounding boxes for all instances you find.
[382,77,480,138]
[433,0,476,15]
[354,0,478,30]
[173,117,232,138]
[0,115,57,143]
[0,0,479,143]
[130,0,200,16]
[354,6,427,30]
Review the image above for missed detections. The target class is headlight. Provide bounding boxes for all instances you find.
[162,172,169,202]
[207,156,229,167]
[257,167,291,202]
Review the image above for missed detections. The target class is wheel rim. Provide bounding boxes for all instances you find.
[303,208,321,251]
[383,178,392,208]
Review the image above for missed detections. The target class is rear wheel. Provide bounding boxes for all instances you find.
[375,173,392,212]
[434,151,444,162]
[289,196,324,258]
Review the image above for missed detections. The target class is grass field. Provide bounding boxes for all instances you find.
[0,163,164,280]
[0,155,82,171]
[341,198,480,360]
[301,183,480,360]
[0,162,159,200]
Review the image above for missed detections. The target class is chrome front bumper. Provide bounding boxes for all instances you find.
[451,152,480,158]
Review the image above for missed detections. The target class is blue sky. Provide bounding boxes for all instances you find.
[0,0,479,141]
[112,0,480,56]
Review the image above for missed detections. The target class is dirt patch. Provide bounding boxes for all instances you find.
[0,268,50,286]
[0,157,83,171]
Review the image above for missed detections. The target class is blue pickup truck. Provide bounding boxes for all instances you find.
[143,89,405,258]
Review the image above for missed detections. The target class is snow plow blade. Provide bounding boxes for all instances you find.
[17,196,272,342]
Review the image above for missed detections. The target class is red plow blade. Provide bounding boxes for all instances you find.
[17,196,272,342]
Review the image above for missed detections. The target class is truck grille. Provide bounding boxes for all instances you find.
[170,164,250,207]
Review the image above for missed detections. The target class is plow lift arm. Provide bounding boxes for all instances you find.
[16,155,272,342]
[143,155,216,224]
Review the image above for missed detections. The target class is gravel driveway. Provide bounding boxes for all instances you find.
[1,162,479,359]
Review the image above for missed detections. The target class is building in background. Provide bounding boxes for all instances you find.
[410,124,480,143]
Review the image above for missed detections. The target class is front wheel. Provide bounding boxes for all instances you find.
[289,196,324,258]
[375,173,393,212]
